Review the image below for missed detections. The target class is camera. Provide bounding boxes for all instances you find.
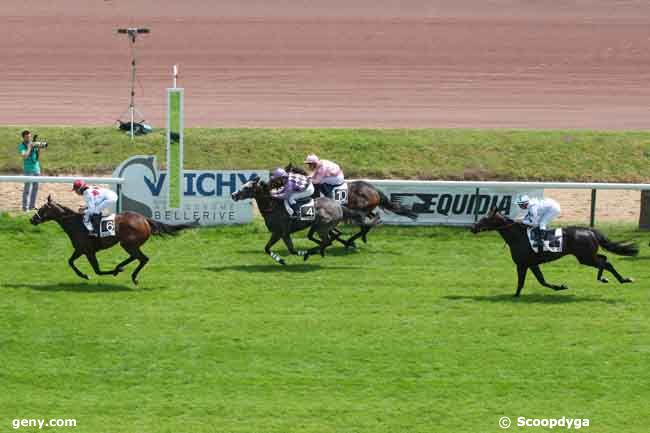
[31,134,48,149]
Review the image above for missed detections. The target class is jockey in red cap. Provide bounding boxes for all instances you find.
[73,179,118,236]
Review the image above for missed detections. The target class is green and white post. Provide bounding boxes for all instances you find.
[167,65,184,209]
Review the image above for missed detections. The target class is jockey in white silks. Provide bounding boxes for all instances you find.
[516,194,561,254]
[72,179,118,236]
[304,154,344,198]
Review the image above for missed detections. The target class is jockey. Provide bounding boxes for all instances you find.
[269,168,314,218]
[516,194,561,255]
[72,179,118,236]
[304,154,344,198]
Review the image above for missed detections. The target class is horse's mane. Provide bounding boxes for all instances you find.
[50,201,81,217]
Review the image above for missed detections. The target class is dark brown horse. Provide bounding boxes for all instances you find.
[30,195,194,284]
[285,164,418,247]
[471,207,638,296]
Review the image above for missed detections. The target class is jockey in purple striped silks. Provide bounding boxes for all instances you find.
[269,168,315,218]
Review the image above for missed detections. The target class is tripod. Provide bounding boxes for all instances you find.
[117,28,150,139]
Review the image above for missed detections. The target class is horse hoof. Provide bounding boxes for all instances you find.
[559,285,569,290]
[302,254,309,262]
[624,277,634,283]
[82,274,89,280]
[279,259,287,266]
[346,242,357,250]
[132,277,139,285]
[600,277,609,284]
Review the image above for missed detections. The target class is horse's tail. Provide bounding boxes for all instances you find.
[377,189,418,220]
[146,218,197,236]
[593,229,639,256]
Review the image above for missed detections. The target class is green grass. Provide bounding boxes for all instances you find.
[2,213,650,432]
[2,127,650,181]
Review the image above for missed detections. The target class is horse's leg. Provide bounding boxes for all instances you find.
[113,246,138,276]
[330,228,356,249]
[596,254,608,283]
[282,233,308,258]
[127,247,149,285]
[360,225,372,244]
[265,231,285,265]
[68,251,89,280]
[577,253,611,283]
[304,227,323,261]
[515,264,528,297]
[530,265,568,291]
[599,255,634,284]
[317,228,333,257]
[86,252,118,276]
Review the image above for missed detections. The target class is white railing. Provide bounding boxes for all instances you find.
[361,179,650,227]
[0,175,124,185]
[362,179,650,191]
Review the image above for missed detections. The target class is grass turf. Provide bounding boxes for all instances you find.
[1,213,649,432]
[2,127,650,181]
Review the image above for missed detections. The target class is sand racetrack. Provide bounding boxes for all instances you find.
[1,0,649,221]
[3,0,650,129]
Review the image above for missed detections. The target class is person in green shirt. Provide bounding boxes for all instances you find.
[18,130,43,211]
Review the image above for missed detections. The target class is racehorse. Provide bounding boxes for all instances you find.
[30,195,194,284]
[231,177,376,264]
[285,164,418,247]
[471,207,638,296]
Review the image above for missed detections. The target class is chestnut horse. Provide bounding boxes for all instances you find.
[30,196,194,284]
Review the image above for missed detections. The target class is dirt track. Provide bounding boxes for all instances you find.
[3,1,650,129]
[1,1,649,220]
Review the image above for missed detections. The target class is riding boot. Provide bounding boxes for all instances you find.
[92,214,102,237]
[535,228,544,256]
[290,203,301,219]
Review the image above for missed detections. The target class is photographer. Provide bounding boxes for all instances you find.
[17,130,45,211]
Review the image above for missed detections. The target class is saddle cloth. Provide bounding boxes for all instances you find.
[283,198,316,221]
[527,227,563,253]
[99,214,116,238]
[329,183,349,205]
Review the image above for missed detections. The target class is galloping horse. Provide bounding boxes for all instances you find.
[471,207,637,296]
[231,177,376,264]
[285,164,418,247]
[30,196,194,284]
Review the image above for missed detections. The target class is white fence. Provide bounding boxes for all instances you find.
[3,175,650,227]
[0,176,124,212]
[362,179,650,227]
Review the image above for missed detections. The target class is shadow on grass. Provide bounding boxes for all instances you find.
[443,293,621,304]
[2,282,152,292]
[233,247,401,256]
[205,263,358,273]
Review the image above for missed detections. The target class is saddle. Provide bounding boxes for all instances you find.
[527,227,563,253]
[283,197,316,221]
[318,183,348,205]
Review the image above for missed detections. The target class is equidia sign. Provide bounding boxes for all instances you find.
[368,180,543,226]
[113,155,266,225]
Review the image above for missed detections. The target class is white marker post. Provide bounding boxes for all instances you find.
[173,64,178,89]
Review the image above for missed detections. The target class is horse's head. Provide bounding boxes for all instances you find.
[30,195,66,225]
[285,162,308,176]
[471,207,510,233]
[231,176,265,201]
